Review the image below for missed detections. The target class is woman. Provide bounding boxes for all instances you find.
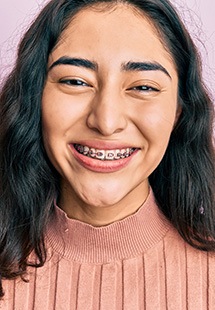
[0,0,214,308]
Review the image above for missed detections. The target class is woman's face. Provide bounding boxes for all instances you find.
[42,4,179,210]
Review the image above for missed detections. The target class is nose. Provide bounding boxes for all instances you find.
[86,88,127,136]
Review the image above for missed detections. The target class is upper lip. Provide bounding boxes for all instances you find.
[71,140,139,150]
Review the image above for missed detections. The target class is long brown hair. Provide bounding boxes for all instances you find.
[0,0,214,298]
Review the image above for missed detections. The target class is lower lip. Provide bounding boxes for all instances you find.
[69,144,138,173]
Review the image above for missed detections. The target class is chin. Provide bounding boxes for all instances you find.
[80,189,125,208]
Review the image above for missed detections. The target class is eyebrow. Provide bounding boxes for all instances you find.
[49,56,98,71]
[122,61,171,79]
[49,56,171,79]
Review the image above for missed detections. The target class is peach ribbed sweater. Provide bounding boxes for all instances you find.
[1,191,215,309]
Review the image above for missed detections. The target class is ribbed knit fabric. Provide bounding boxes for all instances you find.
[1,190,215,309]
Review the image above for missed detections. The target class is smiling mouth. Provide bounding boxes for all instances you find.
[74,144,137,161]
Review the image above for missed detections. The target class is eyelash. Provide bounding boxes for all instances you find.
[129,85,159,92]
[59,79,90,87]
[59,79,159,93]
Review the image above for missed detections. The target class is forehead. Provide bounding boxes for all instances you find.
[49,3,176,76]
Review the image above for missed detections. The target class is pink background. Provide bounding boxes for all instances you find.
[0,0,214,98]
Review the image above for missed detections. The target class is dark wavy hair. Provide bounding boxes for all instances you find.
[0,0,214,298]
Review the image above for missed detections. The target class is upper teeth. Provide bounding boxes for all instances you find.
[74,144,136,160]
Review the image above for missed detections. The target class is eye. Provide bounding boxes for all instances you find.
[129,85,159,92]
[59,79,90,87]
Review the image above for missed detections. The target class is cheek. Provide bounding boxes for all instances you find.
[41,96,70,175]
[41,83,87,127]
[41,92,66,157]
[135,103,177,144]
[42,100,70,133]
[41,92,81,141]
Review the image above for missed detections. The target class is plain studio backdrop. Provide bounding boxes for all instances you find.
[0,0,214,99]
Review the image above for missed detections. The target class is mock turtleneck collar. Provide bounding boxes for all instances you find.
[47,189,171,263]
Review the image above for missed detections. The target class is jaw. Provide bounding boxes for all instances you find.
[59,176,149,226]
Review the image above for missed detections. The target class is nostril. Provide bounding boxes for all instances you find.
[86,117,127,136]
[86,101,127,136]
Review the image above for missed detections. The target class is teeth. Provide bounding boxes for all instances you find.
[95,150,105,160]
[89,148,96,158]
[114,149,121,160]
[125,148,130,157]
[83,146,90,155]
[119,149,125,159]
[74,144,136,160]
[105,150,115,160]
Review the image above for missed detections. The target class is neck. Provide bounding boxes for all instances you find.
[58,181,149,226]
